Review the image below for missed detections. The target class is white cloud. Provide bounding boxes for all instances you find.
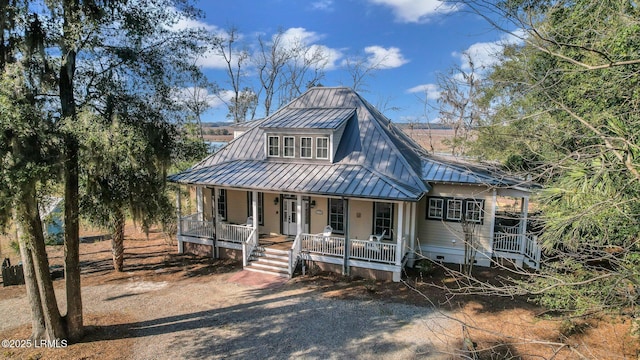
[310,44,343,70]
[364,46,408,69]
[454,30,525,71]
[280,27,324,49]
[311,0,334,11]
[368,0,458,23]
[406,83,439,99]
[195,50,228,69]
[276,28,343,70]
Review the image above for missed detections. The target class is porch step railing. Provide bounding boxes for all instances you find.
[288,234,302,277]
[494,224,541,269]
[242,228,258,267]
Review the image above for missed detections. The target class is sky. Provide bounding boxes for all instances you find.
[182,0,517,123]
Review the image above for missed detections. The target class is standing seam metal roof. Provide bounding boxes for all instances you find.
[259,107,355,129]
[172,87,531,200]
[168,160,425,201]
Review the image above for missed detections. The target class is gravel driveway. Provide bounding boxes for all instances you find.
[1,272,458,359]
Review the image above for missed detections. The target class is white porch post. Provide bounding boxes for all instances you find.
[176,186,183,254]
[342,198,350,276]
[488,189,497,255]
[212,187,218,259]
[408,202,417,267]
[296,194,303,236]
[394,202,404,282]
[519,196,529,252]
[253,190,259,243]
[196,186,204,221]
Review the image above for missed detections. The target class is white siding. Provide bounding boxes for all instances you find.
[417,184,495,256]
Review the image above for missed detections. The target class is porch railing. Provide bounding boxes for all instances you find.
[217,222,254,243]
[301,233,345,257]
[349,239,397,264]
[242,228,258,267]
[300,234,398,264]
[180,215,215,239]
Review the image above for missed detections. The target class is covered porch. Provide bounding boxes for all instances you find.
[175,186,418,282]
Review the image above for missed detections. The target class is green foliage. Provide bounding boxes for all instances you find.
[470,0,640,317]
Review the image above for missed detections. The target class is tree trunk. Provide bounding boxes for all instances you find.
[16,184,66,340]
[62,135,83,341]
[14,209,46,341]
[111,210,125,272]
[60,0,83,341]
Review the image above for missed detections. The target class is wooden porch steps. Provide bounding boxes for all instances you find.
[245,246,290,278]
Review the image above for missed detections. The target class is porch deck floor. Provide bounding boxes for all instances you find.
[258,234,294,251]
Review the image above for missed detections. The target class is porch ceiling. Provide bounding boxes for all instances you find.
[168,159,427,201]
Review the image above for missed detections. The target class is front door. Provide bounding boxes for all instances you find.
[282,199,298,235]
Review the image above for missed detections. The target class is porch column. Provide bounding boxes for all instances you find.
[488,189,497,256]
[394,202,404,282]
[176,186,183,254]
[196,186,204,221]
[342,198,350,276]
[408,202,417,267]
[519,196,529,251]
[253,190,259,243]
[212,187,218,259]
[296,194,303,236]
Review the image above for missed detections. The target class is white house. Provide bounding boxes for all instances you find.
[169,87,539,281]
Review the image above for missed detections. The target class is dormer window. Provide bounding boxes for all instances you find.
[268,136,279,157]
[316,137,329,159]
[283,136,295,158]
[301,137,313,158]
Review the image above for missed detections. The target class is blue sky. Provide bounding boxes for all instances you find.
[179,0,516,123]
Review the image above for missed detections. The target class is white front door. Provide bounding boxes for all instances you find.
[282,199,298,235]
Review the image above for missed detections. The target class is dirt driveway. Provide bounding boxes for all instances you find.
[0,235,459,359]
[1,232,637,359]
[1,272,457,360]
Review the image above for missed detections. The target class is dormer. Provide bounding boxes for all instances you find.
[260,107,355,163]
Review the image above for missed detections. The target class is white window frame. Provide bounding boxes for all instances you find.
[316,137,329,159]
[300,137,313,159]
[446,199,463,221]
[283,136,295,158]
[373,202,393,240]
[267,136,280,157]
[465,199,484,224]
[427,198,444,220]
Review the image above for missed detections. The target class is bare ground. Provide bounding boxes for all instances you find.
[0,226,638,359]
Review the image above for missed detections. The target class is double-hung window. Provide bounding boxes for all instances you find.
[328,198,344,234]
[300,137,313,158]
[465,199,484,223]
[217,189,227,221]
[268,136,279,157]
[427,198,444,219]
[446,199,463,221]
[373,202,393,239]
[283,136,295,158]
[316,137,329,159]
